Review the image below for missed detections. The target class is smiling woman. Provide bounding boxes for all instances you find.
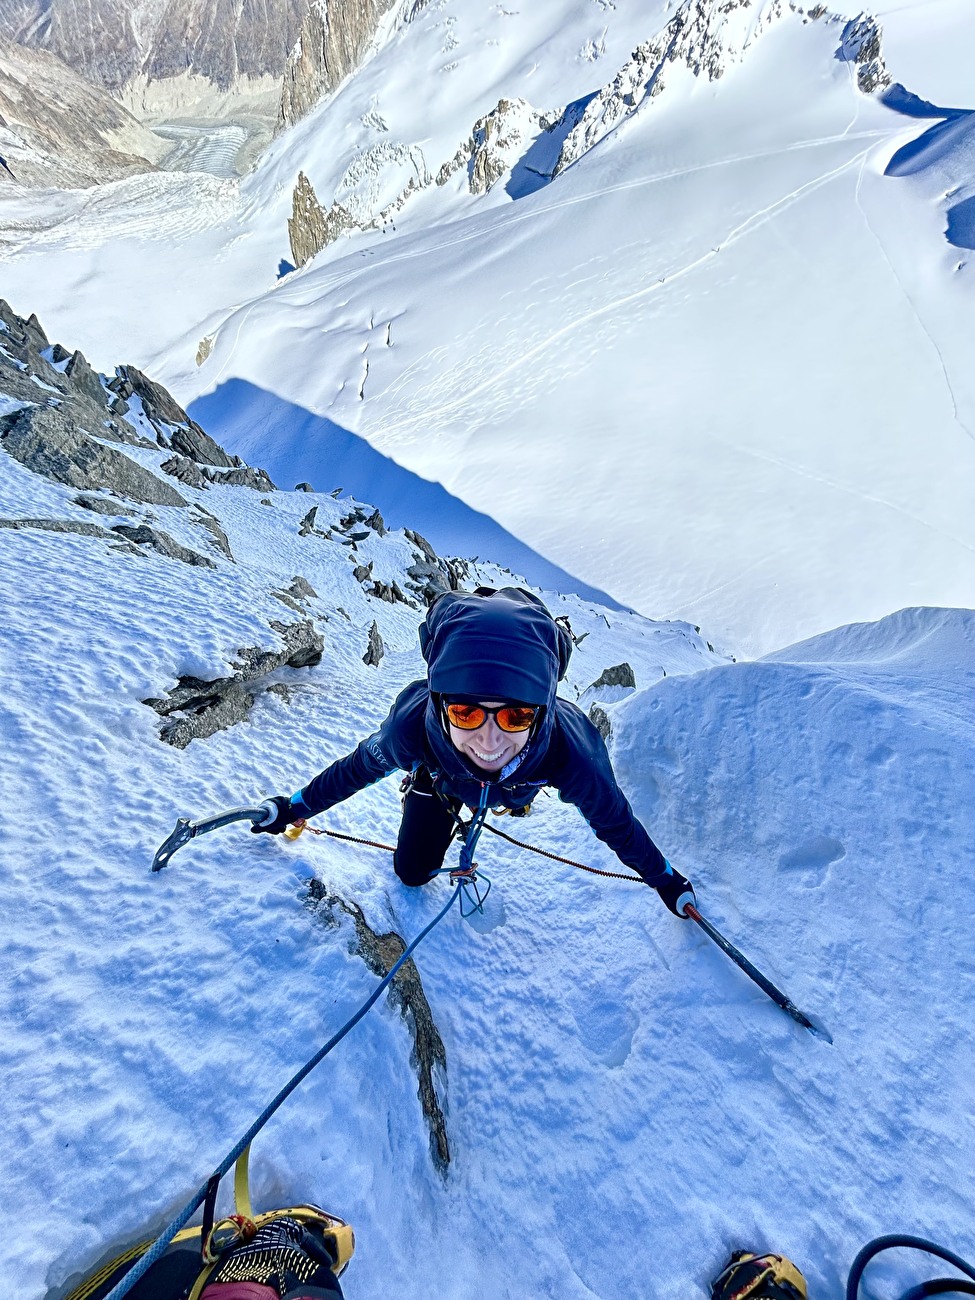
[251,586,697,916]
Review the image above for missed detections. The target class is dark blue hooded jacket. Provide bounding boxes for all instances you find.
[291,588,669,885]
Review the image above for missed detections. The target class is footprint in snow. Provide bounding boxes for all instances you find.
[777,836,845,889]
[567,993,638,1068]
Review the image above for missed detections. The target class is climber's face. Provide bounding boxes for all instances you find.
[445,700,534,772]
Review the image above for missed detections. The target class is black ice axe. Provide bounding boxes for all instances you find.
[684,902,833,1044]
[151,805,269,872]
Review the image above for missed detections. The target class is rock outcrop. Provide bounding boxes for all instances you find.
[437,98,546,195]
[553,0,893,177]
[403,529,465,605]
[362,620,384,666]
[307,880,450,1172]
[288,171,337,268]
[279,0,401,130]
[2,407,189,506]
[835,13,890,93]
[144,618,325,747]
[1,299,275,528]
[110,523,217,568]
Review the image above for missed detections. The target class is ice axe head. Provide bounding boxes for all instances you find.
[151,817,194,872]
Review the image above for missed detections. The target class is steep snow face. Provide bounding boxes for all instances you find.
[1,307,730,1296]
[1,0,974,657]
[3,341,973,1298]
[605,604,975,1296]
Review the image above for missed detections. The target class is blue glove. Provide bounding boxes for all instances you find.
[654,862,696,917]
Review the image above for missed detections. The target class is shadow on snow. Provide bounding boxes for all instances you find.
[189,379,628,610]
[881,84,975,252]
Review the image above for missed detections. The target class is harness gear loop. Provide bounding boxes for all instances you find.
[203,1215,258,1265]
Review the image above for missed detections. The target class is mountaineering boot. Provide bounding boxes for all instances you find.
[710,1251,807,1300]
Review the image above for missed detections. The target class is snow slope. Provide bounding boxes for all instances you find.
[3,333,975,1299]
[1,0,973,657]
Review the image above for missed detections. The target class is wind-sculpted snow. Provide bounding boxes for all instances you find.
[606,605,975,1295]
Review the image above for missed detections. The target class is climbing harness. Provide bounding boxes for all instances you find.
[711,1250,807,1300]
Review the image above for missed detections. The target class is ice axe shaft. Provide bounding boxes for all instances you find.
[151,806,268,872]
[684,903,832,1043]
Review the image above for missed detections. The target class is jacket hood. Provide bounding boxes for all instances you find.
[420,587,569,708]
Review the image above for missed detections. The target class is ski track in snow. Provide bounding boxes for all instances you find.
[853,152,975,448]
[373,144,879,441]
[202,130,889,399]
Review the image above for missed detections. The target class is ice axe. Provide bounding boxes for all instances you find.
[151,805,270,872]
[683,902,833,1043]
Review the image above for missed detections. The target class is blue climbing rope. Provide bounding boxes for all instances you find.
[104,883,463,1300]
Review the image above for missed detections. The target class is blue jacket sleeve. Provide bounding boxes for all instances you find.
[291,681,427,818]
[548,703,669,885]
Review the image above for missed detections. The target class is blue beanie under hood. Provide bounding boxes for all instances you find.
[420,587,569,708]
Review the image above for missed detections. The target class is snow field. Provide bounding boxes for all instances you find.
[611,605,975,1295]
[0,449,726,1297]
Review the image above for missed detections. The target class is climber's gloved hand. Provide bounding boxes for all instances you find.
[251,795,297,835]
[654,862,696,917]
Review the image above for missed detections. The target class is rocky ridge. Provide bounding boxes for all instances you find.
[0,296,466,735]
[2,0,429,131]
[552,1,891,175]
[280,0,397,130]
[0,37,168,186]
[281,0,894,270]
[0,0,309,99]
[0,297,272,509]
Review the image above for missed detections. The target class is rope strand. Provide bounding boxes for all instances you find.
[303,817,646,883]
[480,822,645,882]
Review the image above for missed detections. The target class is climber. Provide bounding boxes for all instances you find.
[252,586,695,916]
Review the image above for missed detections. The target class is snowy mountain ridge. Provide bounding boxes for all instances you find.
[285,0,894,262]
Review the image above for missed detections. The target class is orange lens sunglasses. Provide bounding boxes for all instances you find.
[445,701,539,733]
